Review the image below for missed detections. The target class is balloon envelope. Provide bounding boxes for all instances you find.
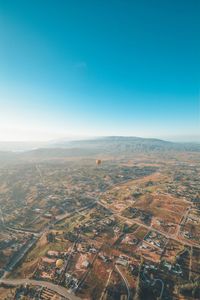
[56,259,64,268]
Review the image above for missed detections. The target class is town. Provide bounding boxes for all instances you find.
[0,149,199,300]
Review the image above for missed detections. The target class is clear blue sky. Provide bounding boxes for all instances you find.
[0,0,199,141]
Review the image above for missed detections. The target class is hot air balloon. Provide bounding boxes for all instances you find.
[96,159,102,166]
[56,259,64,268]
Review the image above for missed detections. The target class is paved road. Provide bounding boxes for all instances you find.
[54,202,96,224]
[0,278,81,300]
[98,201,200,249]
[4,238,37,273]
[117,213,200,249]
[6,226,39,236]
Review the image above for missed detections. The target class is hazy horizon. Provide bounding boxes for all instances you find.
[0,132,200,143]
[0,134,200,145]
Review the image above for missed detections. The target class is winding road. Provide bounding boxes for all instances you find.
[0,278,81,300]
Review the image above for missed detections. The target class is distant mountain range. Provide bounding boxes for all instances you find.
[0,136,199,162]
[49,136,200,153]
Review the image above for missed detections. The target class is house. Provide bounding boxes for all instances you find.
[116,258,128,267]
[82,260,90,268]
